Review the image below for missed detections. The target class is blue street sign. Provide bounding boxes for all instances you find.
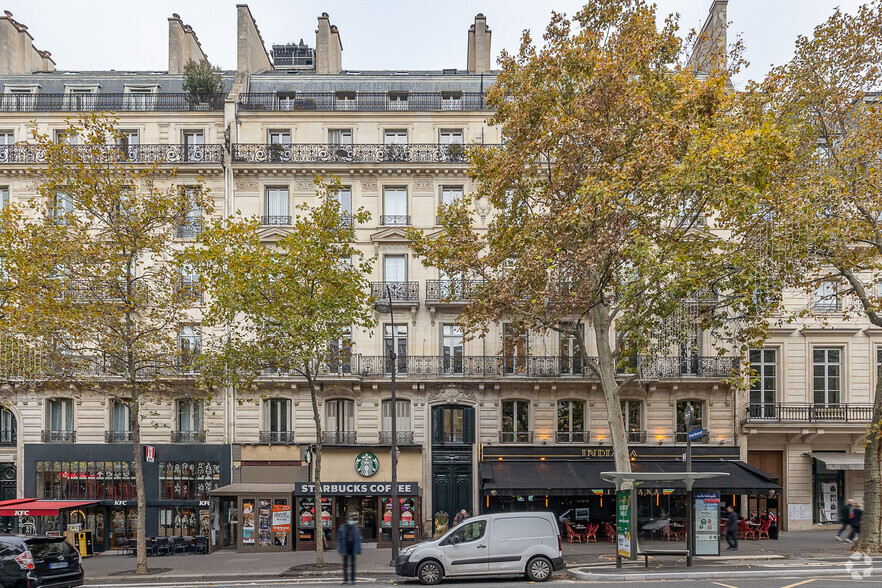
[687,428,705,441]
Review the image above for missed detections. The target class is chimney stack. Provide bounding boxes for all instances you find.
[168,14,208,74]
[315,13,342,74]
[236,4,273,75]
[467,13,491,74]
[688,0,727,75]
[0,11,55,75]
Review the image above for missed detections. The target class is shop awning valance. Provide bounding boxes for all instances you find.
[210,483,294,496]
[0,499,99,516]
[481,459,780,496]
[811,452,865,471]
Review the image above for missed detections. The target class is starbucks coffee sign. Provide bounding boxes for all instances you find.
[355,452,379,477]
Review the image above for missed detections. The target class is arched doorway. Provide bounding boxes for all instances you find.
[430,404,474,536]
[0,406,17,502]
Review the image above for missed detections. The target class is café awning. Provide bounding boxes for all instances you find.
[811,452,865,471]
[0,499,99,516]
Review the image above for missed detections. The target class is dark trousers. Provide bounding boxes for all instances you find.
[726,528,738,549]
[838,521,850,536]
[343,553,356,583]
[848,525,860,541]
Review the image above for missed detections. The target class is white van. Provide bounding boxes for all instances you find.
[394,512,565,584]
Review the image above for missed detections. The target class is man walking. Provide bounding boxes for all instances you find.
[836,499,855,541]
[452,509,468,527]
[337,514,362,585]
[846,503,863,544]
[725,505,739,551]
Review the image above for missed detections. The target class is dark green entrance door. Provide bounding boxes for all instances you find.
[431,405,474,535]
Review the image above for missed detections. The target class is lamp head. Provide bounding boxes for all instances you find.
[374,298,392,314]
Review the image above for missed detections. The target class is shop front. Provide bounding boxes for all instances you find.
[209,483,293,553]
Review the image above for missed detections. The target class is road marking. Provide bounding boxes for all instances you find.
[780,580,817,588]
[711,582,739,588]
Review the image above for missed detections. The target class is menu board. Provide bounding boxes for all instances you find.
[694,493,720,556]
[242,500,255,545]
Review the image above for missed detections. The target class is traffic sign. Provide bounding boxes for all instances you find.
[687,428,705,441]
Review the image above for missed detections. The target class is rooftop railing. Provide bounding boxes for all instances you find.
[238,92,489,112]
[232,143,479,164]
[0,93,225,112]
[0,144,224,164]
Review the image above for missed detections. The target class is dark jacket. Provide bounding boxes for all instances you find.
[337,522,362,556]
[726,510,739,531]
[851,507,863,528]
[841,503,854,523]
[453,512,467,526]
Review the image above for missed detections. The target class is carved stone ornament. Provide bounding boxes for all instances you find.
[427,384,476,404]
[413,176,433,191]
[294,178,313,190]
[235,177,258,191]
[360,177,378,192]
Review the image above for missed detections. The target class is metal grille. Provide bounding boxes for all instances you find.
[171,431,207,443]
[0,144,224,164]
[0,93,225,112]
[379,431,415,445]
[370,281,419,302]
[238,92,489,112]
[258,431,294,444]
[322,431,358,445]
[41,430,76,443]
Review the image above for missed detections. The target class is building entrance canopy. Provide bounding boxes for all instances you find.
[810,452,865,471]
[0,499,99,516]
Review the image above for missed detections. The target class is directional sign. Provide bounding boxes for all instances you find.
[687,428,705,441]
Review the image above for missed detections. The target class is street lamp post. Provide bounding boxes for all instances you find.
[683,402,694,567]
[374,286,399,567]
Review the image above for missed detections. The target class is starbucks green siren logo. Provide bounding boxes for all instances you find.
[355,452,379,477]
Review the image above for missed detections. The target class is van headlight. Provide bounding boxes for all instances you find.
[399,545,417,557]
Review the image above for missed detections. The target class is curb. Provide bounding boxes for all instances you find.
[85,570,398,584]
[567,566,866,581]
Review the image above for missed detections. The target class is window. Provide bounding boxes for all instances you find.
[749,348,777,418]
[159,461,220,501]
[382,188,408,224]
[328,129,352,145]
[0,407,14,445]
[177,399,204,434]
[0,187,8,209]
[335,92,356,111]
[0,131,14,145]
[182,130,204,162]
[264,398,291,439]
[118,130,139,160]
[123,87,156,111]
[557,400,585,443]
[813,281,840,312]
[676,400,705,442]
[437,406,466,444]
[501,400,530,442]
[335,187,352,227]
[159,506,210,537]
[446,520,486,544]
[46,398,74,432]
[325,399,354,432]
[52,190,73,224]
[383,255,407,283]
[180,262,201,302]
[441,324,463,374]
[179,325,201,371]
[55,130,77,145]
[37,461,135,500]
[388,93,408,110]
[813,348,841,405]
[679,327,702,376]
[383,130,408,145]
[3,88,35,110]
[264,187,290,225]
[179,187,202,238]
[384,324,408,373]
[439,129,464,144]
[503,324,528,374]
[110,401,130,432]
[65,88,97,110]
[327,327,352,374]
[382,399,412,432]
[439,186,463,218]
[441,94,462,111]
[268,130,291,145]
[560,324,583,375]
[621,400,643,442]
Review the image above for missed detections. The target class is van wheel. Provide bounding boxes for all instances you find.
[417,560,443,585]
[525,556,553,582]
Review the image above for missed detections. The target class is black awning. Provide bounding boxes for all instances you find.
[481,459,780,496]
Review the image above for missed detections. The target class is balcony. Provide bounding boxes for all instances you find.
[322,431,357,445]
[675,430,710,443]
[176,221,203,240]
[379,431,415,445]
[0,93,225,112]
[425,279,483,304]
[500,431,533,444]
[238,92,490,112]
[261,215,292,226]
[0,144,224,165]
[745,403,873,423]
[171,430,206,443]
[555,431,588,444]
[638,356,738,379]
[105,431,133,443]
[627,430,648,444]
[232,143,482,165]
[41,430,75,443]
[370,281,419,303]
[379,215,411,226]
[258,431,294,444]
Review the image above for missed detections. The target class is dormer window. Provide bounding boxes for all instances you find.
[388,93,408,110]
[64,86,99,111]
[335,92,356,111]
[123,86,158,111]
[2,86,39,110]
[441,92,462,111]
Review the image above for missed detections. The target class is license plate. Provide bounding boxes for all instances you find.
[48,562,68,569]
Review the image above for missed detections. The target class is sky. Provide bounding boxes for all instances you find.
[1,0,867,88]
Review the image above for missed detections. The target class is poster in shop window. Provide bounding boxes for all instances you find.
[242,500,255,545]
[258,499,272,547]
[272,503,291,547]
[820,482,838,523]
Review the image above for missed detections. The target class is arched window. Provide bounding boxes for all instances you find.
[0,407,16,445]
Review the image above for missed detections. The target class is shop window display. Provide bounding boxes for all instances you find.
[297,496,332,544]
[158,506,209,537]
[159,461,220,500]
[37,461,135,501]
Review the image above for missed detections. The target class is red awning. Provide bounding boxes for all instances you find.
[0,499,99,517]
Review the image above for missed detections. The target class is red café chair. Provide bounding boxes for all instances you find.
[757,518,771,540]
[739,519,757,540]
[584,523,598,542]
[603,522,617,542]
[565,524,583,543]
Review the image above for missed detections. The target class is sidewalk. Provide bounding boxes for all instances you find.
[80,529,863,584]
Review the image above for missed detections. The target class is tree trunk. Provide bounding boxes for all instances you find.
[857,372,882,552]
[589,304,632,485]
[309,376,325,567]
[131,386,148,574]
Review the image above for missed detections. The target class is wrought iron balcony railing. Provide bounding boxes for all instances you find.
[638,356,738,379]
[379,215,411,226]
[555,431,588,444]
[379,431,415,445]
[745,403,873,423]
[425,279,483,303]
[171,430,207,443]
[627,430,648,444]
[0,144,224,164]
[238,92,490,112]
[370,281,419,302]
[675,430,710,443]
[0,93,225,112]
[41,430,75,443]
[500,431,533,444]
[232,143,481,165]
[176,221,202,239]
[322,431,358,445]
[105,431,133,443]
[261,215,292,226]
[258,431,294,444]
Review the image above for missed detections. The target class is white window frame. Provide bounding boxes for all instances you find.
[388,92,408,110]
[439,129,464,144]
[265,398,291,433]
[123,86,158,111]
[383,130,408,145]
[813,280,840,312]
[328,129,353,145]
[46,398,74,432]
[813,347,842,405]
[264,186,290,221]
[110,400,131,433]
[325,399,355,433]
[381,399,412,432]
[63,85,99,111]
[335,92,356,111]
[267,130,291,145]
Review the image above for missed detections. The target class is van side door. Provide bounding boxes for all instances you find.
[441,519,489,576]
